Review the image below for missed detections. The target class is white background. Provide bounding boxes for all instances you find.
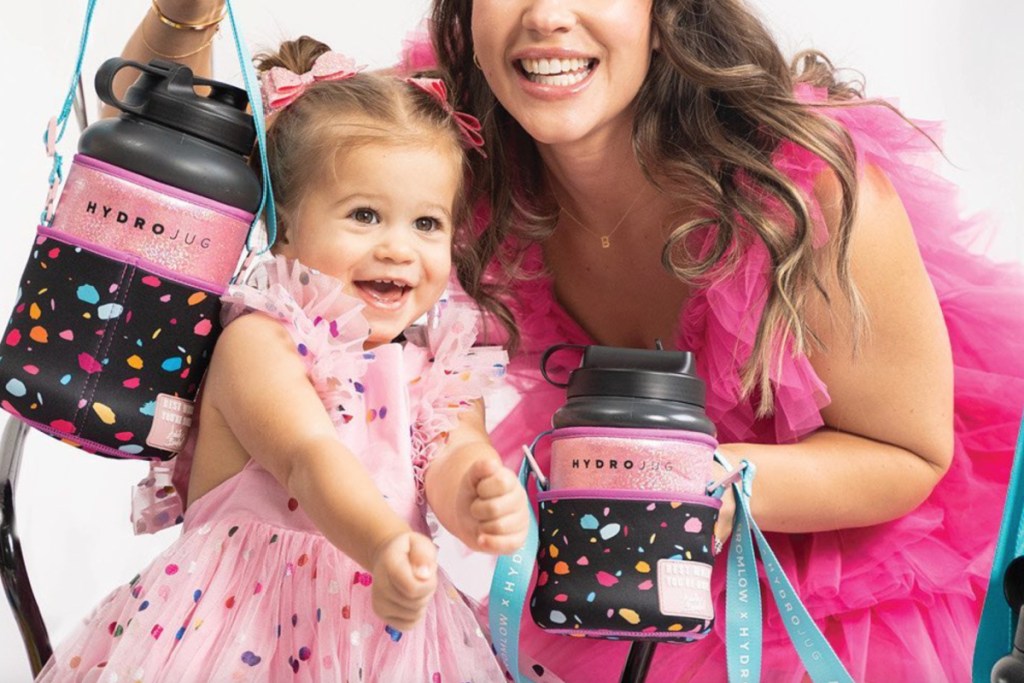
[1,2,1021,681]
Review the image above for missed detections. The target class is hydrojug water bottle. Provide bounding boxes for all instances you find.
[544,344,717,493]
[0,58,260,460]
[530,344,721,640]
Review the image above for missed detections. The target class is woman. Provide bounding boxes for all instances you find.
[125,1,1024,680]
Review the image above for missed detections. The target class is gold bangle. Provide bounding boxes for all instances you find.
[141,18,219,59]
[150,0,226,32]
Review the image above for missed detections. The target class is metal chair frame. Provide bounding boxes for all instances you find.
[0,418,52,677]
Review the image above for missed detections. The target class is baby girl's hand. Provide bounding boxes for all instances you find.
[458,458,529,554]
[369,531,437,632]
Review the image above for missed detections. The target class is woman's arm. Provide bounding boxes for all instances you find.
[717,163,953,535]
[104,0,222,117]
[203,312,411,569]
[424,401,529,553]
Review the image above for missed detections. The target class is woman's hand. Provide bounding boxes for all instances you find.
[369,530,438,632]
[455,458,530,554]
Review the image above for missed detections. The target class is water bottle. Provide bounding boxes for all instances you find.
[543,344,717,494]
[0,59,260,460]
[530,344,721,641]
[54,58,260,283]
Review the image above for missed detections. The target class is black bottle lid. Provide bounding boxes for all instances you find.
[542,344,706,408]
[94,58,256,155]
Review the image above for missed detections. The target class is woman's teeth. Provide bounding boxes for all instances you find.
[519,58,593,86]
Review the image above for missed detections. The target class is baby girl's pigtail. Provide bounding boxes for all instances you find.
[404,76,485,157]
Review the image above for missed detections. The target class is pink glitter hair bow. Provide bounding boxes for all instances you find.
[261,51,363,111]
[405,77,486,156]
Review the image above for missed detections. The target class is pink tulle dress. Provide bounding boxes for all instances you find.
[36,256,509,682]
[487,92,1024,683]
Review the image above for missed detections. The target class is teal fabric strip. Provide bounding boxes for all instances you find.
[727,461,854,682]
[489,459,539,682]
[725,463,763,681]
[41,0,98,224]
[222,0,278,251]
[974,412,1024,681]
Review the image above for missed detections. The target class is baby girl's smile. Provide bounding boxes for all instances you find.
[354,278,413,311]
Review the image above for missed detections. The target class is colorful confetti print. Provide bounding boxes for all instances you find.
[0,237,222,459]
[531,494,718,641]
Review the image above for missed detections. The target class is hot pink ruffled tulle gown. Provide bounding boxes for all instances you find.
[36,256,508,682]
[487,92,1024,682]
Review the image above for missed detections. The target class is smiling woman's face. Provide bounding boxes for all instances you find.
[470,0,656,149]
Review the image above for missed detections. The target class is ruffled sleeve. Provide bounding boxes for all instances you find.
[221,255,372,430]
[679,228,831,445]
[406,304,509,499]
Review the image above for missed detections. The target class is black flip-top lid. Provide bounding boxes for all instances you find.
[541,344,706,408]
[94,58,256,155]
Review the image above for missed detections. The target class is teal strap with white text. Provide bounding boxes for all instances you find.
[43,0,276,248]
[725,460,854,682]
[489,459,539,682]
[973,410,1024,681]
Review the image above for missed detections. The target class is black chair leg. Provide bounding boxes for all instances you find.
[0,417,52,676]
[620,641,657,683]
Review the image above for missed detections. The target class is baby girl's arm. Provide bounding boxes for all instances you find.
[203,313,436,628]
[424,401,529,554]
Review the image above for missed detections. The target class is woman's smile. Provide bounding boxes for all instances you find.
[473,0,655,146]
[517,56,596,87]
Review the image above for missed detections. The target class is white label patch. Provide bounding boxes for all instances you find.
[656,559,714,620]
[145,393,194,451]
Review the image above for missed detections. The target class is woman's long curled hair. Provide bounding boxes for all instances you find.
[432,0,882,415]
[253,36,511,341]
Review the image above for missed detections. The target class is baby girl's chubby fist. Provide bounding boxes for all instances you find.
[369,531,438,632]
[458,458,530,554]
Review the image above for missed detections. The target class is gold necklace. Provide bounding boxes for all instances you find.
[558,193,644,249]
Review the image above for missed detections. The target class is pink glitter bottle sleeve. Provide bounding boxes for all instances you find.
[547,426,716,494]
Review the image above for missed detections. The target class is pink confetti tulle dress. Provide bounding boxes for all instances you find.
[487,91,1024,682]
[36,256,509,682]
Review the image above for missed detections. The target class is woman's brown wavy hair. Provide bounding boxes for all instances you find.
[432,0,883,415]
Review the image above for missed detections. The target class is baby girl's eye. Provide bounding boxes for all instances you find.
[414,216,442,232]
[350,208,379,224]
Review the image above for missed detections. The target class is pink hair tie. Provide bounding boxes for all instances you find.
[260,51,363,112]
[405,77,487,156]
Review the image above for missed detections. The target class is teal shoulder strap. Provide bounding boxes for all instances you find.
[725,460,853,682]
[973,411,1024,681]
[489,458,540,682]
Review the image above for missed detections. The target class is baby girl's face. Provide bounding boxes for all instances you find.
[277,139,460,346]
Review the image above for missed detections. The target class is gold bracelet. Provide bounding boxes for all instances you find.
[141,18,219,59]
[150,0,226,32]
